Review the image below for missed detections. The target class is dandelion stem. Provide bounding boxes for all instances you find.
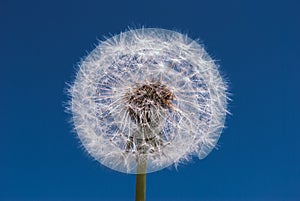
[135,156,147,201]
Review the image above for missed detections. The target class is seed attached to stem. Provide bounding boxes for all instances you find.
[124,79,173,154]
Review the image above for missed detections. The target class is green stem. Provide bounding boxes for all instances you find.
[135,156,147,201]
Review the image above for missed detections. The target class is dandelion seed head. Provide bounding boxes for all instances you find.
[69,28,228,174]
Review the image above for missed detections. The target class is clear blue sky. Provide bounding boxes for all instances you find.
[1,0,299,200]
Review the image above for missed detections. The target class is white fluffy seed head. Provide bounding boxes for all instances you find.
[69,28,229,174]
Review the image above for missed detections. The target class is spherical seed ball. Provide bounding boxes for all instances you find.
[70,28,228,174]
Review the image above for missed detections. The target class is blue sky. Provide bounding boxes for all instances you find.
[1,0,299,200]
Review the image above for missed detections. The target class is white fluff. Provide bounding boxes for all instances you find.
[69,28,229,174]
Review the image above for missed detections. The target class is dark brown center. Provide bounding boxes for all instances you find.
[125,80,174,125]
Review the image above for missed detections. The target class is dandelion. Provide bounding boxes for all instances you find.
[69,28,229,201]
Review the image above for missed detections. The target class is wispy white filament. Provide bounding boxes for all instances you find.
[69,28,228,174]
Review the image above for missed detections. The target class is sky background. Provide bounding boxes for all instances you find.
[1,0,299,200]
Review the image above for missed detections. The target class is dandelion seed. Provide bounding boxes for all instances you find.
[69,28,229,176]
